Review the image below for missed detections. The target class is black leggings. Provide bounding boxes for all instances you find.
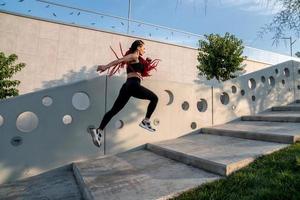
[99,77,158,130]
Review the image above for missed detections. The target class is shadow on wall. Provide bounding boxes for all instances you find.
[34,65,99,91]
[0,66,150,184]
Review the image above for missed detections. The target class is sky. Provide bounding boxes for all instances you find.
[1,0,300,56]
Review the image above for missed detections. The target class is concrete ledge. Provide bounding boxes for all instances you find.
[147,143,227,176]
[201,128,295,144]
[272,106,300,111]
[147,134,287,176]
[241,115,300,123]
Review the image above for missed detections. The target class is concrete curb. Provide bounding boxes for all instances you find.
[72,163,94,200]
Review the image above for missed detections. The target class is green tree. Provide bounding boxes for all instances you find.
[197,32,246,82]
[295,51,300,58]
[0,52,25,99]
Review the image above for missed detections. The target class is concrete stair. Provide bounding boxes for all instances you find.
[272,103,300,111]
[73,150,220,200]
[241,102,300,123]
[146,134,287,176]
[2,101,300,200]
[241,111,300,122]
[202,121,300,143]
[202,101,300,143]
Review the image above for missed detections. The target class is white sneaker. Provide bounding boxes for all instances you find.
[88,126,102,148]
[139,119,156,132]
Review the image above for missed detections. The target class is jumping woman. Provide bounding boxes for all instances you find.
[89,40,159,148]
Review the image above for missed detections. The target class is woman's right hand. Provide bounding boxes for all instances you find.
[97,65,107,72]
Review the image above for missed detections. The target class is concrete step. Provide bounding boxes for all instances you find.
[272,106,300,111]
[294,100,300,104]
[272,103,300,111]
[201,121,300,144]
[0,165,82,200]
[147,134,287,176]
[241,111,300,123]
[73,150,220,200]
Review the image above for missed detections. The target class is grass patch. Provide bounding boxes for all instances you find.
[171,142,300,200]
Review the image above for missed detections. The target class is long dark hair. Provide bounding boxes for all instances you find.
[126,40,144,55]
[107,40,159,78]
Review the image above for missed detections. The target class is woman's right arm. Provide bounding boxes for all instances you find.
[97,53,137,72]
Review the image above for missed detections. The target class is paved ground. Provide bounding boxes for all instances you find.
[0,166,82,200]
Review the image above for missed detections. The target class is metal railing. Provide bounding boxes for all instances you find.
[1,0,300,64]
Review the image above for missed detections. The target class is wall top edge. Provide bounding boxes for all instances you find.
[0,10,199,51]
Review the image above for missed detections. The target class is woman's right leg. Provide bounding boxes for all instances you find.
[130,84,158,132]
[98,84,131,130]
[131,84,158,120]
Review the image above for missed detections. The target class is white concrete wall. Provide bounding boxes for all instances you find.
[0,77,107,184]
[212,61,297,125]
[0,60,297,184]
[0,12,269,95]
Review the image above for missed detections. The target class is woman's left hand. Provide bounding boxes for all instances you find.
[97,65,107,72]
[146,57,152,62]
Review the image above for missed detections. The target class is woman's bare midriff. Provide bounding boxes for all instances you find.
[127,72,142,80]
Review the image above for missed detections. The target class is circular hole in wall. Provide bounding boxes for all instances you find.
[282,79,286,85]
[298,69,300,75]
[220,92,229,105]
[298,85,300,90]
[153,118,160,126]
[275,68,279,75]
[11,136,23,147]
[164,90,174,106]
[197,99,208,112]
[261,76,266,83]
[72,92,90,111]
[191,122,197,130]
[248,78,256,90]
[62,115,72,125]
[241,89,245,96]
[283,68,290,77]
[182,101,189,111]
[115,120,124,129]
[252,95,256,101]
[0,115,3,127]
[268,76,275,87]
[16,111,39,133]
[42,96,53,107]
[231,86,237,94]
